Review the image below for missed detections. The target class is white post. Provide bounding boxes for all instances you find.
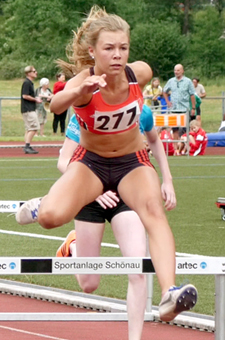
[145,235,153,316]
[146,274,153,314]
[215,274,225,340]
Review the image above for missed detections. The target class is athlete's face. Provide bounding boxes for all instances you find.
[92,30,129,75]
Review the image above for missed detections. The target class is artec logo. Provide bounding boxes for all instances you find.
[9,262,16,269]
[200,262,207,269]
[177,262,198,270]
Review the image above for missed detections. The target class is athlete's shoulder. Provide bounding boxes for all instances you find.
[127,61,153,90]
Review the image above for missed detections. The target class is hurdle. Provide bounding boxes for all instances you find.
[153,111,190,156]
[0,256,224,340]
[215,197,225,221]
[0,200,25,213]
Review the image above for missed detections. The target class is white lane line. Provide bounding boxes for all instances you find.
[0,229,205,256]
[0,229,120,249]
[0,325,69,340]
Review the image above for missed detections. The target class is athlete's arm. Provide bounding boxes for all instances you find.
[57,137,78,174]
[145,128,176,211]
[50,71,107,114]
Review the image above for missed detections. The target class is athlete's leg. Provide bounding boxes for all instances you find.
[38,162,103,229]
[111,211,147,340]
[118,166,176,295]
[75,220,105,293]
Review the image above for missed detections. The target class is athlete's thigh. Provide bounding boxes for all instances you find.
[111,211,146,257]
[75,220,105,257]
[42,161,104,221]
[118,166,163,212]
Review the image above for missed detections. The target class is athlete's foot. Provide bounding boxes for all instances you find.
[56,230,76,257]
[159,284,198,322]
[16,197,42,225]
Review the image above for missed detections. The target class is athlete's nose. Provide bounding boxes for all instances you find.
[113,48,121,58]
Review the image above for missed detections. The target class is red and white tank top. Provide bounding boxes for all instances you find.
[73,66,143,135]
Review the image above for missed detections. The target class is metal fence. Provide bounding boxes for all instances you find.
[1,95,225,137]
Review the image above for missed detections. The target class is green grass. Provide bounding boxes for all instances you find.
[0,79,66,140]
[0,78,225,139]
[1,155,225,316]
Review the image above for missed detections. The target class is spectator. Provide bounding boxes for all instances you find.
[158,127,175,156]
[52,73,68,136]
[143,77,162,112]
[21,65,42,154]
[163,64,196,144]
[35,78,54,137]
[189,93,202,122]
[158,93,171,114]
[177,119,208,156]
[192,77,206,125]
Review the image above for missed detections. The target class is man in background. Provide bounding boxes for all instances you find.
[21,65,42,154]
[163,64,196,144]
[192,77,206,125]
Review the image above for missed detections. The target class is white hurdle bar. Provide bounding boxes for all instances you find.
[0,256,224,339]
[0,200,25,213]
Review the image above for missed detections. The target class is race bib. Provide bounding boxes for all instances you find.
[93,101,141,133]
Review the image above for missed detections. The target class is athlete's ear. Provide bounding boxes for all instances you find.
[89,46,94,59]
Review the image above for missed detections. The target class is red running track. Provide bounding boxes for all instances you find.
[0,141,225,158]
[0,294,214,340]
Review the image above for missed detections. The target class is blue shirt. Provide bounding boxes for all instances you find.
[163,76,195,111]
[66,104,154,143]
[66,114,80,142]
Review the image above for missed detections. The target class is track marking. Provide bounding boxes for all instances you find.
[0,229,203,256]
[0,325,69,340]
[0,229,120,249]
[0,159,57,162]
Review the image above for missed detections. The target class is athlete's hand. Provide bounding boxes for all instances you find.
[79,74,107,95]
[161,182,176,211]
[95,191,120,209]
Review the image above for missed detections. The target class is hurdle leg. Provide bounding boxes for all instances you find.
[215,274,225,340]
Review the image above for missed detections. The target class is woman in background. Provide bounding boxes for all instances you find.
[52,73,68,136]
[35,78,53,136]
[143,77,162,112]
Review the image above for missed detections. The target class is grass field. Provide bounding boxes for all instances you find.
[0,79,225,139]
[0,155,225,316]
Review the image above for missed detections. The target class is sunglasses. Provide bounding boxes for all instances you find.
[31,70,37,73]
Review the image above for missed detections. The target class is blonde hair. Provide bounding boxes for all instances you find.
[24,65,35,75]
[56,6,130,77]
[190,119,200,128]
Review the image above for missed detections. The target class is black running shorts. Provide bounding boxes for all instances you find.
[70,145,153,192]
[75,199,131,223]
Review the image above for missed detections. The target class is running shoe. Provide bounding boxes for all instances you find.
[15,197,42,225]
[159,284,198,322]
[56,230,76,257]
[24,146,39,154]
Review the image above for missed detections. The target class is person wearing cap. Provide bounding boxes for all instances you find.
[21,66,42,154]
[35,78,54,136]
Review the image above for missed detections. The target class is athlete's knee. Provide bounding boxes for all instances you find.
[77,275,100,293]
[144,198,166,220]
[38,205,64,229]
[128,274,146,289]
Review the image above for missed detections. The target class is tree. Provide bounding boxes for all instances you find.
[0,0,82,78]
[130,19,187,79]
[187,6,225,77]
